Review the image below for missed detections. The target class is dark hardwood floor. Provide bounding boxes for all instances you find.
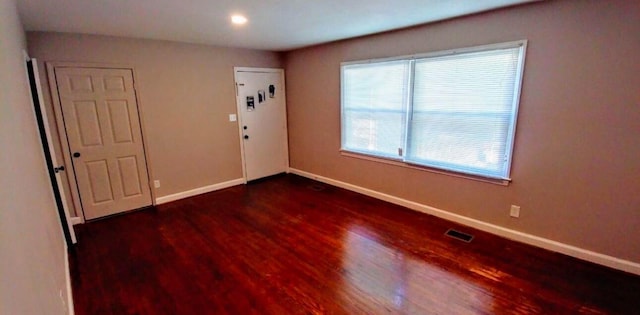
[70,174,640,314]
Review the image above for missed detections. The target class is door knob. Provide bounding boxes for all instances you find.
[73,152,81,158]
[244,135,249,139]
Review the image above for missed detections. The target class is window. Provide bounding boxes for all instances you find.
[341,41,527,180]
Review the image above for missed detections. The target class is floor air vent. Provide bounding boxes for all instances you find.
[445,229,474,243]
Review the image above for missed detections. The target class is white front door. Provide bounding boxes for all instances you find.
[54,67,152,219]
[235,68,289,181]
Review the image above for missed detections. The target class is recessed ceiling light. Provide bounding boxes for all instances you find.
[231,15,248,25]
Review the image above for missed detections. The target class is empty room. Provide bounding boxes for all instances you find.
[2,0,639,314]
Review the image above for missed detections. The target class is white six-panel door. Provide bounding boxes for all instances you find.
[235,68,289,181]
[55,67,151,219]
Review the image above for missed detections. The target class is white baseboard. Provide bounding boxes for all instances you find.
[289,168,640,276]
[69,217,83,225]
[155,178,245,205]
[65,246,75,315]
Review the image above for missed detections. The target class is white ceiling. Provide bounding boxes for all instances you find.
[18,0,539,51]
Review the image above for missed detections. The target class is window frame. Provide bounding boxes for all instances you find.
[340,40,528,184]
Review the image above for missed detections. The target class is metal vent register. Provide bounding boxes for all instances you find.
[445,229,474,243]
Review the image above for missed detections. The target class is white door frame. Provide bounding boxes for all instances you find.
[233,67,290,182]
[25,57,77,243]
[46,62,156,221]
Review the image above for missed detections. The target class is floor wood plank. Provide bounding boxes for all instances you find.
[70,174,640,314]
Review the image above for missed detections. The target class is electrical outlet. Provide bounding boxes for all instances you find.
[229,114,237,122]
[154,180,160,188]
[510,205,520,218]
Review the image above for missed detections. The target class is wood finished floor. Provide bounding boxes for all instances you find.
[70,174,640,314]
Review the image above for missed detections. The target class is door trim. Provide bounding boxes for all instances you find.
[26,57,77,245]
[46,62,155,221]
[233,67,290,182]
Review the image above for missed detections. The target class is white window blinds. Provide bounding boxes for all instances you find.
[341,60,410,158]
[406,47,523,178]
[340,41,527,180]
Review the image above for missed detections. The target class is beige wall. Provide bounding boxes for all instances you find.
[0,0,70,314]
[27,32,282,216]
[284,0,640,262]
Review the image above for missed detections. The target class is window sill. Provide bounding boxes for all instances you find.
[340,150,511,186]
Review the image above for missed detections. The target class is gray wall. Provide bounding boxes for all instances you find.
[0,0,70,313]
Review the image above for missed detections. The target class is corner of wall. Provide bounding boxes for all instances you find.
[0,0,74,313]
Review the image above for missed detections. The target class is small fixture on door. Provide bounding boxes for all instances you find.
[269,84,275,98]
[246,96,255,111]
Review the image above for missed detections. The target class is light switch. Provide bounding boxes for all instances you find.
[229,114,237,122]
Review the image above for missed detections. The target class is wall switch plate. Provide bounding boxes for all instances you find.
[154,180,160,188]
[510,205,520,218]
[229,114,237,122]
